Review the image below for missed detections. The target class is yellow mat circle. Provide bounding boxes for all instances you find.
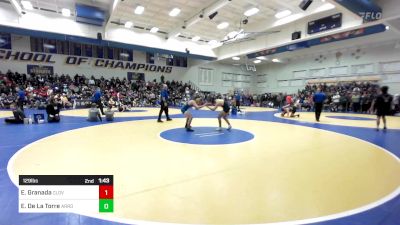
[8,119,400,224]
[0,111,13,119]
[275,112,400,129]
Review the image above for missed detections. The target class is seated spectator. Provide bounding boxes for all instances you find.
[60,94,72,108]
[46,99,61,123]
[105,105,114,121]
[5,103,25,124]
[87,103,102,122]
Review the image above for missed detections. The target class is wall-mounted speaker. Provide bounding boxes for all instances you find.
[292,31,301,40]
[299,0,313,11]
[97,32,102,41]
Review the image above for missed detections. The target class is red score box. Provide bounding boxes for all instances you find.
[99,185,113,199]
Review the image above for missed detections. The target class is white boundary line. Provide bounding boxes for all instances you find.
[6,118,400,225]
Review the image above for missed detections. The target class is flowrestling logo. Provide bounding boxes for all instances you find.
[0,50,173,73]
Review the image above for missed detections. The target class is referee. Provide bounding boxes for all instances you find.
[158,84,172,122]
[313,88,326,122]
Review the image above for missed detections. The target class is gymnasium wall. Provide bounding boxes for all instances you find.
[0,2,215,58]
[256,40,400,94]
[0,34,254,94]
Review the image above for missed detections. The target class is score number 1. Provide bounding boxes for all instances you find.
[99,185,113,213]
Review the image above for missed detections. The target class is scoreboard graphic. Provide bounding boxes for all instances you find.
[19,175,113,213]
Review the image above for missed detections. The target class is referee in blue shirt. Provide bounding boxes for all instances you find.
[16,87,26,110]
[93,87,104,115]
[313,88,326,122]
[158,84,172,122]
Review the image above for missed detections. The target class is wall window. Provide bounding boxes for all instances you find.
[166,58,173,66]
[146,52,154,64]
[43,39,57,53]
[104,47,114,59]
[70,42,82,56]
[30,37,44,52]
[114,48,132,61]
[82,44,93,57]
[93,46,104,58]
[165,55,187,67]
[56,40,69,55]
[0,33,12,49]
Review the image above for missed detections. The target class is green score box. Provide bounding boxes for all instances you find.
[99,199,114,212]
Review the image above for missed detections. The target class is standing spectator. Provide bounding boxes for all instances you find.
[235,92,242,112]
[161,74,165,84]
[332,92,340,112]
[351,91,361,112]
[313,88,326,122]
[372,86,393,131]
[158,84,172,122]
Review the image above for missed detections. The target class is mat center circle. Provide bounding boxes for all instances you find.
[160,127,254,145]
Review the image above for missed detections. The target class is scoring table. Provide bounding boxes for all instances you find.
[19,175,113,213]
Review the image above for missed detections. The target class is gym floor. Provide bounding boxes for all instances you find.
[1,107,399,225]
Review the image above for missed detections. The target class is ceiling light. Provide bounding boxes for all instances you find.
[313,3,335,13]
[232,56,240,60]
[169,8,181,17]
[10,0,22,14]
[254,59,262,64]
[125,21,133,28]
[150,27,159,33]
[272,58,280,63]
[192,36,200,41]
[135,5,145,14]
[208,40,218,45]
[21,0,33,10]
[275,10,292,19]
[217,22,229,29]
[244,7,259,17]
[256,56,267,60]
[175,32,181,37]
[61,8,71,17]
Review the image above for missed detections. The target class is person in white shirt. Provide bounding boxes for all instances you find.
[332,92,341,112]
